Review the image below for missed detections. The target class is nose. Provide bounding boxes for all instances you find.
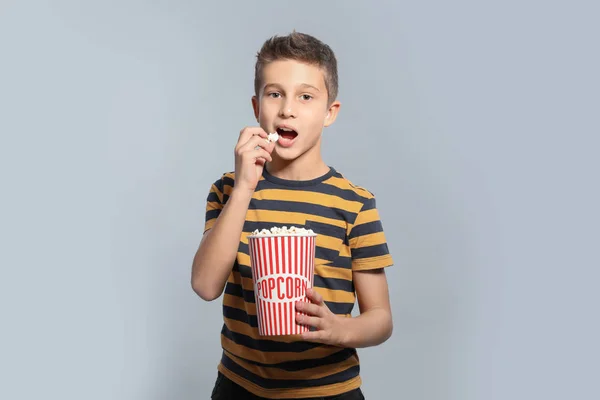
[279,100,296,118]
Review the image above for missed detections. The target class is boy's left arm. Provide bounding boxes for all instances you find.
[296,194,394,348]
[296,269,392,348]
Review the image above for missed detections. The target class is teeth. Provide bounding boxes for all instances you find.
[279,128,293,132]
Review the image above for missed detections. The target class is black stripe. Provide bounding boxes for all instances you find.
[256,179,369,203]
[313,275,354,292]
[223,303,319,333]
[360,197,377,212]
[325,301,355,315]
[348,220,384,240]
[315,247,343,263]
[233,263,252,279]
[304,220,346,241]
[221,352,360,389]
[232,260,252,279]
[223,347,356,371]
[222,176,235,188]
[224,283,255,304]
[223,305,257,326]
[248,199,357,223]
[207,192,221,203]
[330,256,352,269]
[221,323,325,352]
[351,243,391,260]
[205,209,220,221]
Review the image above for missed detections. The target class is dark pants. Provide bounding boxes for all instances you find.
[211,372,365,400]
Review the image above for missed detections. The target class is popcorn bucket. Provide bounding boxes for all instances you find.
[247,233,316,336]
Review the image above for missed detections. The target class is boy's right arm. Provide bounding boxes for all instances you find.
[191,127,275,301]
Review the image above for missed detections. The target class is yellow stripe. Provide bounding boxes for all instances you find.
[209,185,223,202]
[254,189,363,212]
[223,172,235,181]
[205,219,216,231]
[349,231,387,248]
[323,176,373,198]
[206,201,221,211]
[225,350,359,380]
[315,257,331,265]
[227,272,238,284]
[238,252,251,266]
[354,208,380,225]
[316,287,355,303]
[315,234,343,251]
[245,210,307,225]
[314,264,352,280]
[223,292,254,313]
[322,176,354,190]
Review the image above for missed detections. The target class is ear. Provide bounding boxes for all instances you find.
[251,95,260,121]
[323,100,341,127]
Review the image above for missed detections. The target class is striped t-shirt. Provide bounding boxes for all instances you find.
[203,166,394,399]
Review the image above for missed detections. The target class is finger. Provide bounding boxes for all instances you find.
[255,157,267,166]
[236,127,267,149]
[306,288,324,305]
[295,301,324,317]
[300,330,326,343]
[239,135,274,154]
[246,148,273,163]
[296,314,323,330]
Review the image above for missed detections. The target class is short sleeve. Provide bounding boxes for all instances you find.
[203,177,225,234]
[348,196,394,271]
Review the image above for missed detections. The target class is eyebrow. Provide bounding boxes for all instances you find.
[263,83,321,92]
[299,83,320,91]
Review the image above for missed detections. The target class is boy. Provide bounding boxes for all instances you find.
[192,32,394,399]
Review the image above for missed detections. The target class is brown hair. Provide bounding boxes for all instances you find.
[254,31,339,104]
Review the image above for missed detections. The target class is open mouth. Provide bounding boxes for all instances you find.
[276,127,298,140]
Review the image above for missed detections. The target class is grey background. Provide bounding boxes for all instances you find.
[1,1,598,399]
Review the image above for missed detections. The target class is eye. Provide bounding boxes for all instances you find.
[300,94,313,101]
[268,92,281,98]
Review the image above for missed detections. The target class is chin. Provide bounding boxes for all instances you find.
[273,147,302,161]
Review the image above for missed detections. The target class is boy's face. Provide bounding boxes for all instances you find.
[252,59,340,162]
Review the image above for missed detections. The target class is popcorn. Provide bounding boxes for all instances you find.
[251,225,315,236]
[255,132,279,151]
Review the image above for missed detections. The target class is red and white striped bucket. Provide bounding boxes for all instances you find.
[247,234,316,336]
